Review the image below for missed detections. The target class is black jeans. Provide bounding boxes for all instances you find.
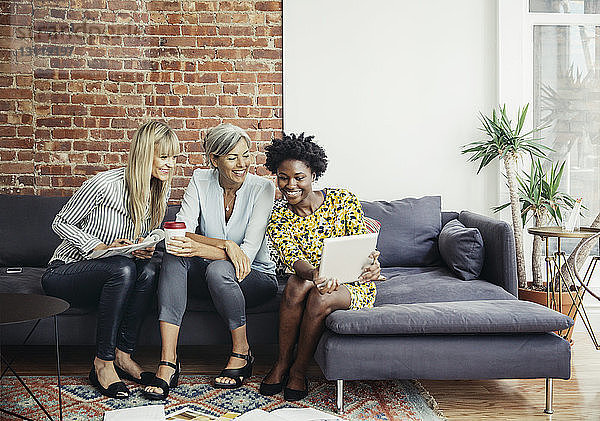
[42,255,159,361]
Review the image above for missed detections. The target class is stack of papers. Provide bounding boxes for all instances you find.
[104,406,341,421]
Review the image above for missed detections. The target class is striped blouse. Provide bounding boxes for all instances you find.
[49,167,159,265]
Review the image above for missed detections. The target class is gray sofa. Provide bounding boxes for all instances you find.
[0,194,573,414]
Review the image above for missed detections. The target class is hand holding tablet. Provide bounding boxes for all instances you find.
[317,233,382,288]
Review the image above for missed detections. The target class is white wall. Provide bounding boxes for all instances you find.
[283,0,499,214]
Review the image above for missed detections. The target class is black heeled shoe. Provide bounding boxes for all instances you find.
[89,367,130,399]
[283,376,309,401]
[214,351,254,389]
[259,370,288,396]
[114,364,156,386]
[142,360,180,401]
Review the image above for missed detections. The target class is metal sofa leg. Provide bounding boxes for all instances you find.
[336,379,344,414]
[544,378,553,414]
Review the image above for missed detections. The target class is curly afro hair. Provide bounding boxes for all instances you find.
[265,132,328,180]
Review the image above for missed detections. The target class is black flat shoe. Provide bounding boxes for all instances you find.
[114,364,156,386]
[214,351,254,389]
[89,367,130,399]
[142,360,180,401]
[284,377,309,401]
[259,371,288,396]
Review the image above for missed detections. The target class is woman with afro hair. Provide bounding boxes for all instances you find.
[260,133,382,401]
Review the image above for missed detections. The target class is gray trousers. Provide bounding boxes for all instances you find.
[157,252,278,330]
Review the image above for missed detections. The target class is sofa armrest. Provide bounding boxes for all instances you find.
[458,210,517,297]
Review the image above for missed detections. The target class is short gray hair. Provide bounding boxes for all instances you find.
[204,123,251,168]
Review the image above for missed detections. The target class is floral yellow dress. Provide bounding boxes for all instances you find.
[266,188,376,310]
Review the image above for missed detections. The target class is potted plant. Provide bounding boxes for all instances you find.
[462,104,550,288]
[493,159,577,288]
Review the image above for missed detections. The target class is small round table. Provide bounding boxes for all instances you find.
[1,293,69,421]
[527,226,600,347]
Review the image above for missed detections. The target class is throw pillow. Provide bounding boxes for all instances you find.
[361,196,442,267]
[438,219,485,280]
[364,216,381,233]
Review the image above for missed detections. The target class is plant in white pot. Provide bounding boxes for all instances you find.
[461,104,550,288]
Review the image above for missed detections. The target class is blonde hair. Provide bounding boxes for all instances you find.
[125,121,180,237]
[204,123,251,168]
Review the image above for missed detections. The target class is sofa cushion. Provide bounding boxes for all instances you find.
[374,266,515,305]
[326,299,574,335]
[0,195,69,267]
[361,196,441,267]
[439,219,485,280]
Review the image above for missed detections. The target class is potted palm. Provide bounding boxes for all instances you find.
[462,104,550,288]
[493,159,577,289]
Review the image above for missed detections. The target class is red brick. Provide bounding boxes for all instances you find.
[88,58,122,70]
[221,72,256,83]
[73,140,110,151]
[216,48,251,59]
[71,69,108,80]
[196,37,232,47]
[0,162,34,173]
[200,107,236,118]
[74,164,106,174]
[108,71,144,83]
[197,61,233,71]
[52,176,87,187]
[39,164,72,175]
[0,88,31,99]
[108,0,139,10]
[71,93,108,105]
[181,26,217,36]
[182,96,217,106]
[163,107,198,118]
[255,1,282,11]
[218,25,253,36]
[38,117,71,127]
[186,118,220,129]
[0,126,16,137]
[233,37,269,47]
[252,49,281,60]
[183,73,218,83]
[52,105,86,115]
[147,1,181,11]
[222,118,258,129]
[90,106,126,117]
[258,119,282,129]
[53,128,88,139]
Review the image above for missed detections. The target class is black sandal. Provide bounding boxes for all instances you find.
[214,351,254,389]
[114,364,156,386]
[142,360,180,401]
[89,367,130,399]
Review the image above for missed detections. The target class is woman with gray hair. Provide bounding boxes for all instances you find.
[144,124,277,399]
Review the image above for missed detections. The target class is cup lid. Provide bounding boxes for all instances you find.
[164,221,186,229]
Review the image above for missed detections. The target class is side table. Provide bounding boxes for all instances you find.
[0,293,69,421]
[527,226,600,347]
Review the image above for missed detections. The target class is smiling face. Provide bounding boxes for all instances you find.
[276,159,315,206]
[151,149,177,181]
[211,139,251,187]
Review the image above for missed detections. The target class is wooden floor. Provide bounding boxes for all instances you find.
[3,319,600,420]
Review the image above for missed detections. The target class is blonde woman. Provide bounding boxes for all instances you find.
[42,121,180,399]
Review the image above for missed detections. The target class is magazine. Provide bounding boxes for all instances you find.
[88,229,165,260]
[166,407,240,420]
[103,405,165,421]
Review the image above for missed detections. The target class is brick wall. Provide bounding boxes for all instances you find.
[0,0,282,201]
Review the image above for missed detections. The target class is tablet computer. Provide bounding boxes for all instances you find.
[318,232,379,283]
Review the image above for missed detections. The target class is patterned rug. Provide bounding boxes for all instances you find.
[1,375,445,421]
